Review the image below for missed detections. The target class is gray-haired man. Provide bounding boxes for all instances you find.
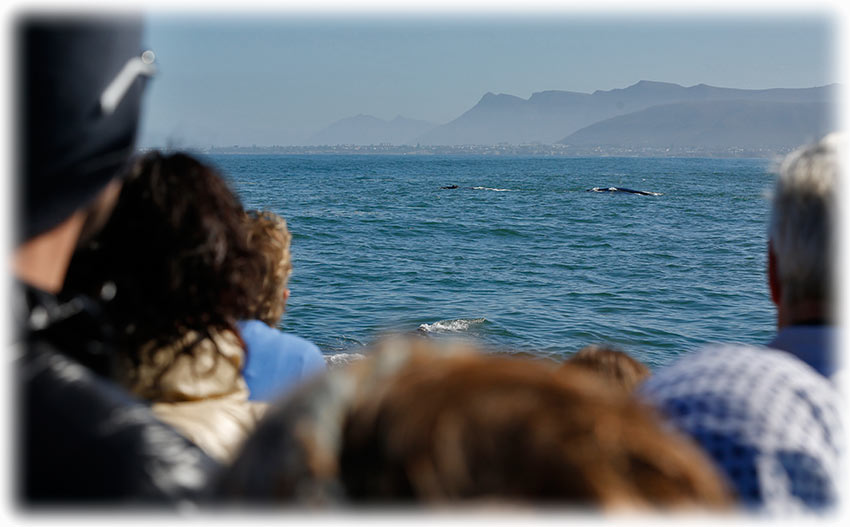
[766,134,841,380]
[638,136,844,512]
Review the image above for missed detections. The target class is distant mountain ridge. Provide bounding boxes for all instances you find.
[308,114,436,145]
[414,80,837,145]
[560,100,834,150]
[306,80,839,153]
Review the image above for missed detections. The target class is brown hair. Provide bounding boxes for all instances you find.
[215,338,732,508]
[337,345,731,508]
[243,210,292,326]
[63,151,264,376]
[564,345,651,393]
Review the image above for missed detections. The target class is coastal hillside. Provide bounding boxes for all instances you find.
[559,100,834,152]
[413,81,837,146]
[308,114,436,146]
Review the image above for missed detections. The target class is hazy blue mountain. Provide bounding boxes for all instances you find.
[414,80,837,145]
[559,100,835,151]
[308,114,436,145]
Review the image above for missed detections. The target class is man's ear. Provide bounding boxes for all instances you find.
[283,288,290,311]
[768,240,781,307]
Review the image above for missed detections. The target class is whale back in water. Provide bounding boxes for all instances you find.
[588,186,662,196]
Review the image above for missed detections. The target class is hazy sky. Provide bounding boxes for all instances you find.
[137,12,837,147]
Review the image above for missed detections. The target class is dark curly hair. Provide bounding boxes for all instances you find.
[64,151,265,374]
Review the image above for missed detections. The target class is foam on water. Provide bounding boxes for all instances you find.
[324,352,365,369]
[472,186,514,192]
[418,317,488,333]
[219,155,776,370]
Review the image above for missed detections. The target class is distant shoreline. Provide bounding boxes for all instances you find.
[152,144,789,159]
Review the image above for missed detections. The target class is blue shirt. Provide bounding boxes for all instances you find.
[237,320,326,401]
[767,325,837,380]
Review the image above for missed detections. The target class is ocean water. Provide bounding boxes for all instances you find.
[208,154,778,370]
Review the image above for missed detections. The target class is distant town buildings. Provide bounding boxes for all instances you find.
[198,143,794,158]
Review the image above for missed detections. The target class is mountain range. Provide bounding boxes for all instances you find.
[309,80,838,152]
[560,100,833,150]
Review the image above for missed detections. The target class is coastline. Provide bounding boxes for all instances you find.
[146,143,791,159]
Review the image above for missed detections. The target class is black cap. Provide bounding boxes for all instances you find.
[18,16,151,243]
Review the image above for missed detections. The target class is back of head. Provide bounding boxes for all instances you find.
[564,345,651,393]
[340,352,728,508]
[218,338,731,509]
[243,210,292,326]
[769,134,842,309]
[18,15,151,243]
[16,21,219,505]
[64,151,263,354]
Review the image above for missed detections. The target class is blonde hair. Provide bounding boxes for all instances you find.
[244,210,292,326]
[564,345,651,393]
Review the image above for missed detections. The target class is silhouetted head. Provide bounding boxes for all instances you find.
[19,16,152,243]
[243,210,293,327]
[15,17,154,294]
[564,344,651,393]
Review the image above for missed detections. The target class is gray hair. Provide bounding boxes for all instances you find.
[769,134,842,306]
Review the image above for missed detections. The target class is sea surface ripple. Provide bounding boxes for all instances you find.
[209,154,776,370]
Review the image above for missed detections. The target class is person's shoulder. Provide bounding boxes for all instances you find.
[639,342,842,513]
[238,320,321,355]
[276,333,324,372]
[237,319,286,346]
[21,342,218,501]
[640,342,840,409]
[275,332,325,373]
[650,342,829,380]
[236,318,270,336]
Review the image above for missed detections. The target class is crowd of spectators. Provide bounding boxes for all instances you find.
[11,17,843,517]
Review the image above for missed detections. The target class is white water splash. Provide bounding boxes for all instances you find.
[418,317,487,333]
[325,352,365,369]
[472,186,514,192]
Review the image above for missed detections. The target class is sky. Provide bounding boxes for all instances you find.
[135,11,839,147]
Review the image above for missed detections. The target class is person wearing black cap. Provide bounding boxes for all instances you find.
[13,17,217,504]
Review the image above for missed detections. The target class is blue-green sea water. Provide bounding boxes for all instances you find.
[208,154,777,370]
